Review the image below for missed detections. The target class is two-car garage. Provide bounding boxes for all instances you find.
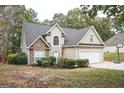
[77,47,103,64]
[79,51,102,64]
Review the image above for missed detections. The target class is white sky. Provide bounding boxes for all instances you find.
[25,0,82,21]
[22,0,123,22]
[1,0,122,22]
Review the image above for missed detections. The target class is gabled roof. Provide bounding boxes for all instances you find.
[27,36,51,48]
[105,32,124,46]
[63,26,91,45]
[22,23,95,47]
[45,23,66,36]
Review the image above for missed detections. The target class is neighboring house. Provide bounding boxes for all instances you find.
[21,23,105,65]
[104,32,124,53]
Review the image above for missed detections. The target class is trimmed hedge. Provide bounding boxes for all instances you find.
[76,59,89,67]
[58,57,68,67]
[37,57,50,67]
[8,52,27,65]
[42,60,50,67]
[58,57,89,68]
[64,59,76,68]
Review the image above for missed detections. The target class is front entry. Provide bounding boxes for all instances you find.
[53,51,59,58]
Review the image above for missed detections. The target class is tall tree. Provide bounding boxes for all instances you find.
[82,5,124,32]
[0,5,40,56]
[42,7,114,41]
[52,13,67,27]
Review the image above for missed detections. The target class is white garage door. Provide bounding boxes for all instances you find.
[79,51,101,64]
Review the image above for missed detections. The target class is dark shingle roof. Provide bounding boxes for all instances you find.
[23,23,91,47]
[105,32,124,46]
[63,27,91,45]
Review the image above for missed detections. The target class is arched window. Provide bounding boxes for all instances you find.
[53,36,59,45]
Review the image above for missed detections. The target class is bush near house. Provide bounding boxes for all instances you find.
[49,56,56,65]
[58,57,68,67]
[76,59,89,67]
[64,59,76,68]
[8,52,27,65]
[7,54,17,64]
[37,57,50,67]
[58,57,89,68]
[104,53,124,62]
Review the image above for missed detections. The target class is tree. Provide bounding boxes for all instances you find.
[8,6,40,54]
[42,7,114,41]
[93,17,114,41]
[0,5,40,57]
[83,5,124,32]
[52,13,67,27]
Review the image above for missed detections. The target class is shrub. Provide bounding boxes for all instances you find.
[42,60,50,67]
[58,57,68,67]
[65,59,76,68]
[37,60,42,66]
[15,53,27,65]
[76,59,89,67]
[37,57,50,67]
[8,52,27,65]
[8,54,17,64]
[49,56,56,65]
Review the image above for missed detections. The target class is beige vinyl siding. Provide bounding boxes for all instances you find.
[45,26,64,57]
[45,26,64,47]
[63,47,76,59]
[80,29,101,44]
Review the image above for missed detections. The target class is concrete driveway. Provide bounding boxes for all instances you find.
[90,61,124,70]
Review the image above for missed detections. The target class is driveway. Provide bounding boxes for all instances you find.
[90,61,124,70]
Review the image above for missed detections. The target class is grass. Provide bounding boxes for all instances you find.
[0,64,124,88]
[104,52,124,62]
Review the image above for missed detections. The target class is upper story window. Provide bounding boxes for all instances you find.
[53,36,59,45]
[90,34,93,43]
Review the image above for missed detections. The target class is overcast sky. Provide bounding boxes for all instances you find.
[25,0,82,22]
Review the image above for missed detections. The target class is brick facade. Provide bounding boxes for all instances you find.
[29,38,50,64]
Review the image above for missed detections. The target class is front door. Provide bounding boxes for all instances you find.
[53,51,59,58]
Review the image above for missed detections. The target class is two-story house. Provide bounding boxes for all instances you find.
[21,23,105,65]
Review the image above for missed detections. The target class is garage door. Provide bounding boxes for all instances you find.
[79,51,101,64]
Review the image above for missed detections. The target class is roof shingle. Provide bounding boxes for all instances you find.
[23,23,91,47]
[105,32,124,46]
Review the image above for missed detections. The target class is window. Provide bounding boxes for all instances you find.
[34,51,44,61]
[53,36,59,45]
[90,34,93,43]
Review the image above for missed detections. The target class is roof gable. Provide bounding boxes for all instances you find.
[77,26,105,46]
[63,26,91,45]
[27,36,50,48]
[45,23,66,36]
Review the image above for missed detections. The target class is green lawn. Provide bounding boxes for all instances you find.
[104,53,124,62]
[0,64,124,88]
